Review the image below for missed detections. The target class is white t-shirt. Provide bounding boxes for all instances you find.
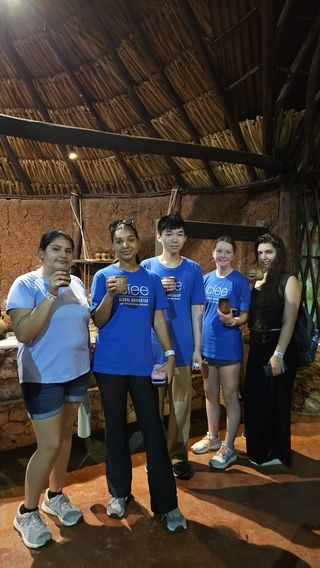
[7,271,90,383]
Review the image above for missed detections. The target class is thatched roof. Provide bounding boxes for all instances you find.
[0,0,319,196]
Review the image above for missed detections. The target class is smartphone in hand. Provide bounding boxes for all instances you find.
[151,364,168,387]
[263,361,288,376]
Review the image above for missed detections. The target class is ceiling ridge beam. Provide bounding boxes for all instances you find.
[122,0,218,186]
[177,0,256,182]
[0,113,286,173]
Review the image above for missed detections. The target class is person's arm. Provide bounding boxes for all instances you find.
[91,276,117,328]
[269,275,301,375]
[153,309,175,383]
[191,304,204,367]
[9,270,68,343]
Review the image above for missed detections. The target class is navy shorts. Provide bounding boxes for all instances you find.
[20,373,89,421]
[205,357,241,367]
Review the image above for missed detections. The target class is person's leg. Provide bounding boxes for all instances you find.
[94,372,132,497]
[166,366,192,463]
[219,363,241,449]
[25,412,64,508]
[47,402,78,490]
[204,365,221,437]
[129,376,177,515]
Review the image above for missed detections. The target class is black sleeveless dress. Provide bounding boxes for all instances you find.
[244,283,298,466]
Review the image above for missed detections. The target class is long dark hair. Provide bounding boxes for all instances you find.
[250,233,288,335]
[255,233,287,292]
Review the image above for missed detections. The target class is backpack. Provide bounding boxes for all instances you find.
[280,274,319,366]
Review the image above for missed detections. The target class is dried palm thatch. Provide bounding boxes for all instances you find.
[0,0,318,196]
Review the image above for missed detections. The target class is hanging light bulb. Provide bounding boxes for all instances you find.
[68,148,78,160]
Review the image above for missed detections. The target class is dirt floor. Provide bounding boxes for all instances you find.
[0,410,319,568]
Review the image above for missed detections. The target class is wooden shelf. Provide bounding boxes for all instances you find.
[73,259,114,290]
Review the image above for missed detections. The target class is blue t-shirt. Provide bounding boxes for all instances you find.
[6,272,90,383]
[91,265,168,376]
[140,257,206,366]
[201,270,250,361]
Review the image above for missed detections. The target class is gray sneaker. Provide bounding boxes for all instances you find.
[41,490,83,526]
[164,507,187,533]
[107,497,128,518]
[209,444,237,469]
[13,504,52,549]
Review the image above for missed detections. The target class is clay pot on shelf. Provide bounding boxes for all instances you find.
[0,317,8,340]
[95,252,102,260]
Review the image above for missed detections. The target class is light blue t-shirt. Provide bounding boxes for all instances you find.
[91,265,168,376]
[6,272,90,383]
[201,270,250,361]
[140,257,206,366]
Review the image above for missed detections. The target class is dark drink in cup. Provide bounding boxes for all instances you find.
[218,298,231,314]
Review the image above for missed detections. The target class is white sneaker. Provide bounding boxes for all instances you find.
[191,433,221,454]
[13,504,52,549]
[107,497,128,518]
[249,458,283,466]
[41,490,83,526]
[209,444,237,469]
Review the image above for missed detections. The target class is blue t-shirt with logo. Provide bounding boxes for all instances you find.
[201,270,250,361]
[140,257,206,366]
[91,265,168,376]
[6,272,90,383]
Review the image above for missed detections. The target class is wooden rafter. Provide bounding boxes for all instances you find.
[91,12,186,188]
[299,34,320,171]
[177,0,256,182]
[276,0,295,40]
[0,135,34,195]
[261,0,275,155]
[0,114,286,173]
[123,0,219,187]
[275,8,320,115]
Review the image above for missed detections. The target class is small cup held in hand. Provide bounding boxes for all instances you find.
[247,267,264,282]
[162,276,176,293]
[115,275,127,294]
[59,271,71,287]
[218,298,231,314]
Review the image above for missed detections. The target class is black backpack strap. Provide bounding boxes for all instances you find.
[279,272,291,297]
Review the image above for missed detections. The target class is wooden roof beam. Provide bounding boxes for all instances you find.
[0,135,34,195]
[299,33,320,171]
[275,8,320,115]
[261,0,275,155]
[0,114,286,173]
[89,1,186,188]
[177,0,256,182]
[123,0,219,186]
[275,0,295,41]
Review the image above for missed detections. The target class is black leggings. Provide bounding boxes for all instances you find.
[94,372,177,514]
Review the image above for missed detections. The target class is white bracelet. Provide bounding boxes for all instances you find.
[44,291,57,302]
[274,350,284,358]
[164,350,175,357]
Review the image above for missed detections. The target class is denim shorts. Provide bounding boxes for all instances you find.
[21,373,89,420]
